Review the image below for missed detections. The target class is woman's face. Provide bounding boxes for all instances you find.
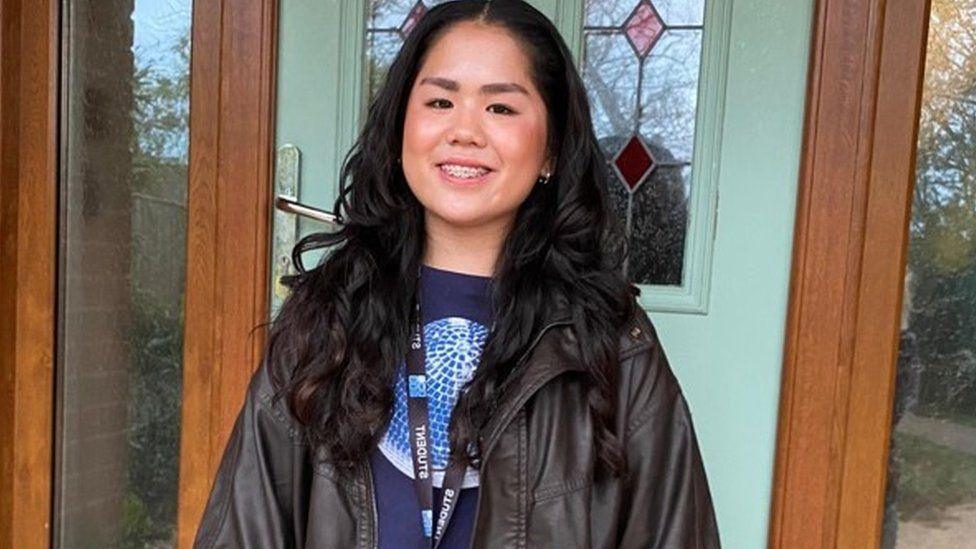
[401,21,553,232]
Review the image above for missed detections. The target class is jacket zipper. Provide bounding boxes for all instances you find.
[465,318,573,548]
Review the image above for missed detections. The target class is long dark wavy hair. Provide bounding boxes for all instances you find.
[266,0,638,482]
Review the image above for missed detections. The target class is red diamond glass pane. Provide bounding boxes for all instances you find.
[614,136,656,190]
[400,1,427,38]
[624,2,665,59]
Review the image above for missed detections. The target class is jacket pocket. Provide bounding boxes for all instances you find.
[527,473,593,548]
[532,473,590,504]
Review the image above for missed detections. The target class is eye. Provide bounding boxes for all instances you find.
[425,98,452,109]
[424,99,517,115]
[488,104,517,115]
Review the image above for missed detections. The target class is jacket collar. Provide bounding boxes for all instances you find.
[477,302,584,457]
[476,295,646,459]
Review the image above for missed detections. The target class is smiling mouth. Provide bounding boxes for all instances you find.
[438,163,493,178]
[437,164,494,185]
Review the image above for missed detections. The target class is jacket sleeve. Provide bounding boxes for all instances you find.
[616,320,721,548]
[193,360,309,549]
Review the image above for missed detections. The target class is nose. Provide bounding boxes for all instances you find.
[446,103,486,147]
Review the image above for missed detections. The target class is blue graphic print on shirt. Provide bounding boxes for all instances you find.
[370,263,493,549]
[378,316,488,488]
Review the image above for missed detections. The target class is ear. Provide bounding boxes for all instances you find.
[542,155,556,175]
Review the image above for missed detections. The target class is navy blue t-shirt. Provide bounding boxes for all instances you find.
[369,263,494,549]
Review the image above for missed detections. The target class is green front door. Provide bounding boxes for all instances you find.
[272,2,814,547]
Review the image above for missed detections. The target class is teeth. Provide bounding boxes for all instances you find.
[441,164,489,178]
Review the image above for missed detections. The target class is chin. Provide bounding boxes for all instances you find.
[424,202,498,226]
[432,211,490,228]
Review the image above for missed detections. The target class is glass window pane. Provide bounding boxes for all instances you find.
[57,0,192,546]
[582,0,705,286]
[652,0,705,26]
[370,0,429,28]
[584,0,637,28]
[367,30,406,103]
[638,28,702,162]
[584,32,641,151]
[882,1,976,547]
[627,165,689,285]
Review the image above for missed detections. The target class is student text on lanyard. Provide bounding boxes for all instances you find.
[406,266,469,547]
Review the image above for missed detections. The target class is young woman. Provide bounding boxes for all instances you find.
[194,1,720,547]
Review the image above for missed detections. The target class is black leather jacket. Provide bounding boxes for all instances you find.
[193,298,721,548]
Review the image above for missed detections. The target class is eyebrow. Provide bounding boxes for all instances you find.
[419,76,530,96]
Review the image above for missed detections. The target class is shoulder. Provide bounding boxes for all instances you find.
[614,299,684,435]
[617,297,658,360]
[242,357,307,442]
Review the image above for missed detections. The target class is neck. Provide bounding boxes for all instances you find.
[422,212,511,277]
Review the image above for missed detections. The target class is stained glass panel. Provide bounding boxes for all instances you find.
[584,0,637,27]
[623,1,665,59]
[612,135,657,191]
[583,33,641,157]
[628,165,689,285]
[653,0,706,26]
[583,0,706,286]
[639,29,703,161]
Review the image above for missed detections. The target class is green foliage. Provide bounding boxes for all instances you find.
[117,14,190,549]
[119,491,155,547]
[132,33,191,168]
[120,292,183,547]
[892,431,976,523]
[904,0,976,422]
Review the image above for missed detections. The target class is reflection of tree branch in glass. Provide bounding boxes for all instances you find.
[600,134,688,286]
[882,1,976,547]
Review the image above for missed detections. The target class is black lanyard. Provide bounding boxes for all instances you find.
[406,266,468,547]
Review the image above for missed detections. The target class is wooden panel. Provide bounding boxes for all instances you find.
[769,1,879,543]
[0,0,59,547]
[176,0,279,546]
[769,0,931,547]
[176,0,220,544]
[835,0,931,545]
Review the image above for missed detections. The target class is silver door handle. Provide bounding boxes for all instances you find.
[271,144,344,316]
[273,195,341,226]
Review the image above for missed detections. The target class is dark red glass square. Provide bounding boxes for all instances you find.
[613,135,656,191]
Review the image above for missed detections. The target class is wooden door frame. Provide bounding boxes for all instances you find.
[0,0,278,546]
[0,0,60,547]
[769,0,932,547]
[175,0,278,546]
